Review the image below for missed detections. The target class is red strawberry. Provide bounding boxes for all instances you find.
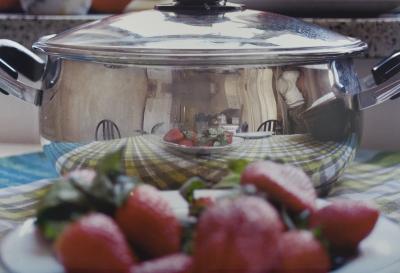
[193,197,214,208]
[115,185,181,258]
[133,254,193,273]
[274,230,331,273]
[164,128,184,143]
[240,161,317,213]
[183,130,197,144]
[179,139,194,147]
[193,196,283,273]
[310,200,379,251]
[55,213,135,273]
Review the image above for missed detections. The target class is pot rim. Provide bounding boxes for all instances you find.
[34,40,368,66]
[32,7,368,66]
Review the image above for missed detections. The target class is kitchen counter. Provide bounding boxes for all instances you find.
[1,13,400,58]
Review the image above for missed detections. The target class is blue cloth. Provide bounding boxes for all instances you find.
[0,152,58,188]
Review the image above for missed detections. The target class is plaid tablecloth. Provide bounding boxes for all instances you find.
[0,149,399,272]
[44,134,358,190]
[328,151,400,222]
[0,148,399,237]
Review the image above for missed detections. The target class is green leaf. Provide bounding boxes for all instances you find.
[312,226,331,251]
[179,177,208,203]
[40,220,71,241]
[95,147,125,176]
[35,179,92,240]
[36,163,139,241]
[113,175,139,207]
[72,174,117,216]
[180,218,197,255]
[213,173,241,189]
[71,172,138,215]
[227,159,250,174]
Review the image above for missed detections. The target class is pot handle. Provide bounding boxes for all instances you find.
[0,40,45,105]
[357,51,400,110]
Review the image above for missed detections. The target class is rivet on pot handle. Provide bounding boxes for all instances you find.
[0,39,45,105]
[357,50,400,110]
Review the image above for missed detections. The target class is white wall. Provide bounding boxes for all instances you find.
[356,58,400,151]
[0,58,398,150]
[0,93,39,143]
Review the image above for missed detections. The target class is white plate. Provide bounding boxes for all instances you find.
[2,191,400,273]
[162,137,244,155]
[235,132,272,139]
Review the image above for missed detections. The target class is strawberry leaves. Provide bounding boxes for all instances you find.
[213,159,250,189]
[36,147,139,241]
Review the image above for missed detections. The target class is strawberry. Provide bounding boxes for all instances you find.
[55,213,135,273]
[133,254,193,273]
[274,230,331,273]
[310,200,379,251]
[183,130,197,144]
[164,128,184,143]
[115,185,181,258]
[193,196,283,273]
[179,139,194,147]
[240,161,317,213]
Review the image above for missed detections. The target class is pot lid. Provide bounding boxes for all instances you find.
[33,0,367,66]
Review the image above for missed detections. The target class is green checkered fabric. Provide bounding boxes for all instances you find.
[329,151,400,223]
[49,134,358,190]
[0,149,399,264]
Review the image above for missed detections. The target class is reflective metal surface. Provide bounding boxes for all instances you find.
[3,3,400,192]
[39,58,361,191]
[40,59,360,141]
[33,8,367,65]
[357,72,400,110]
[0,69,42,105]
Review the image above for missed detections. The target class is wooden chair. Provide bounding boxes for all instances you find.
[257,120,282,134]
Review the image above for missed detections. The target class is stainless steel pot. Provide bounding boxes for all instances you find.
[1,0,399,193]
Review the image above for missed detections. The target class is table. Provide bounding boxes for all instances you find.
[0,144,400,272]
[0,144,400,225]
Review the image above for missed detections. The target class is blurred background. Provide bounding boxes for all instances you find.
[0,0,399,150]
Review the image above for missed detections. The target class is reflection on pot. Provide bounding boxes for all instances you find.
[40,58,361,192]
[163,127,233,148]
[42,133,357,194]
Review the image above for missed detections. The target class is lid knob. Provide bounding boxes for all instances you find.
[155,0,244,12]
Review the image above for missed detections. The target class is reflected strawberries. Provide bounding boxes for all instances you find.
[163,128,185,144]
[163,128,233,147]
